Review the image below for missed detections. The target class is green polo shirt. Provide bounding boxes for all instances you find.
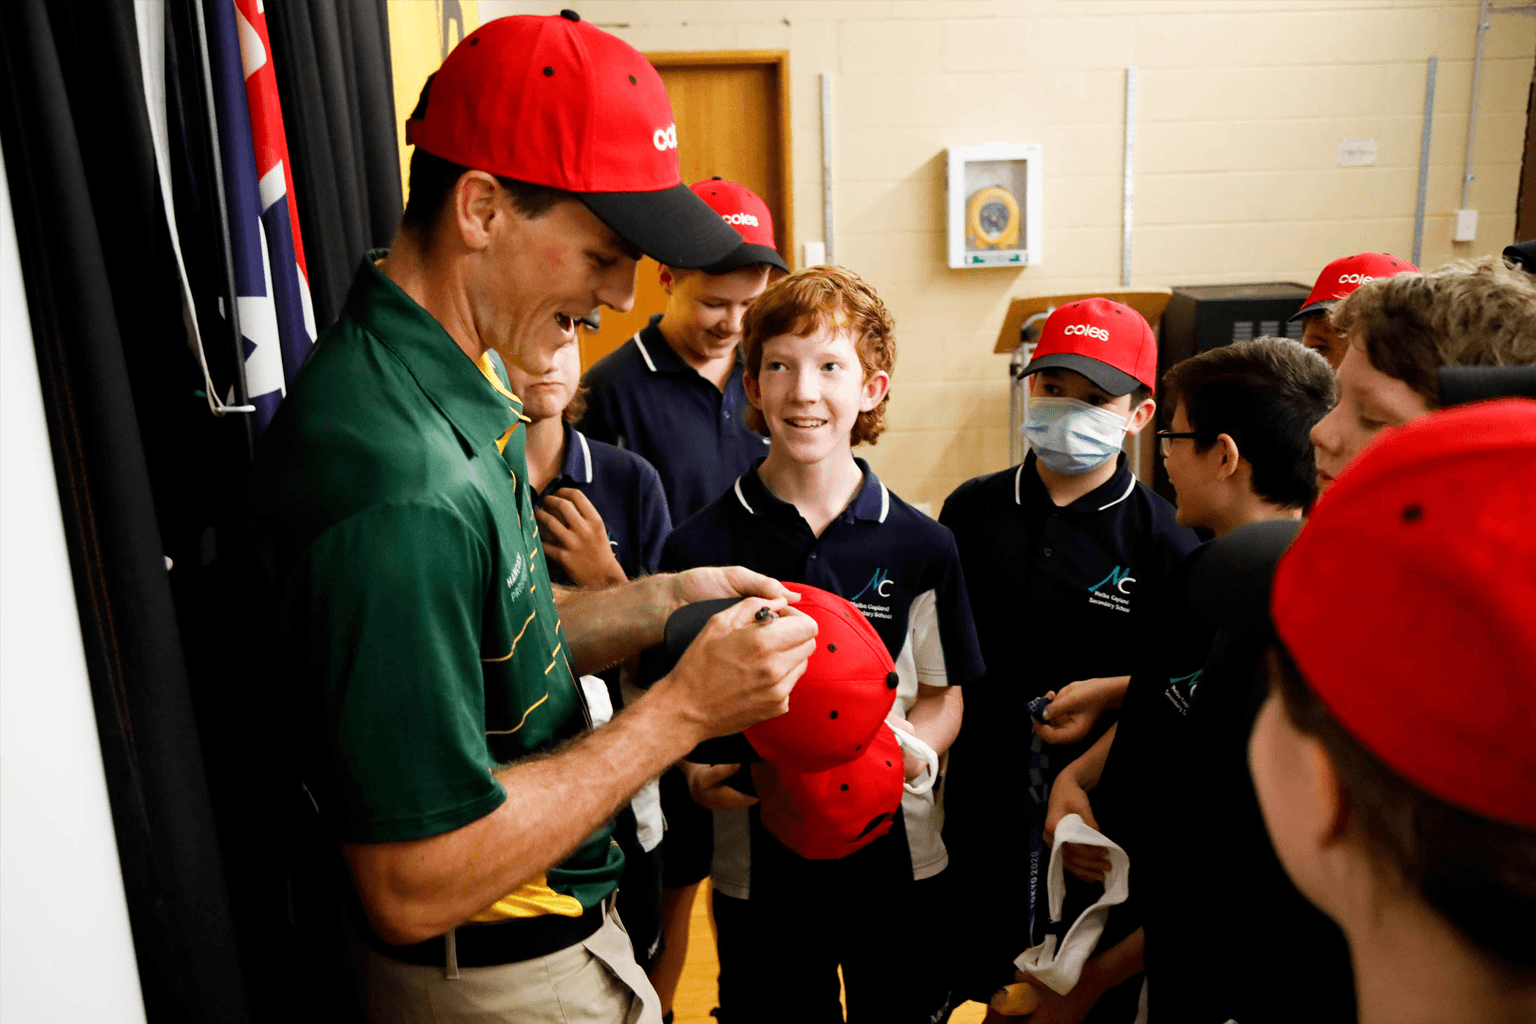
[251,259,622,914]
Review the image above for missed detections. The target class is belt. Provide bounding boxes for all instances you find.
[365,901,606,969]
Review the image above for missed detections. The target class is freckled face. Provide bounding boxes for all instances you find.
[468,196,639,377]
[1310,339,1432,493]
[745,327,887,467]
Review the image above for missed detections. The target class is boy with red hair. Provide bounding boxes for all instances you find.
[659,266,984,1023]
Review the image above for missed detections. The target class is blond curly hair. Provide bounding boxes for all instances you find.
[1331,255,1536,405]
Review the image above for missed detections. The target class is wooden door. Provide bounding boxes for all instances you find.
[579,52,793,369]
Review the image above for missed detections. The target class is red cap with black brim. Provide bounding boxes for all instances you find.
[689,178,790,275]
[403,11,741,269]
[1289,252,1418,322]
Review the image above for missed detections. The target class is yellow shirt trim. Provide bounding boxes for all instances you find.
[469,872,585,921]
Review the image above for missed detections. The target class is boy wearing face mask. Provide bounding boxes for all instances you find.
[938,298,1198,1009]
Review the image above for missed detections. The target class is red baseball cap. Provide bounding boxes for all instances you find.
[1289,252,1418,322]
[1271,399,1536,829]
[751,725,905,860]
[403,11,740,269]
[1023,297,1157,396]
[691,177,790,275]
[744,584,898,772]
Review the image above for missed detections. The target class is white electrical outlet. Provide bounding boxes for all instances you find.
[803,241,826,268]
[1455,209,1479,242]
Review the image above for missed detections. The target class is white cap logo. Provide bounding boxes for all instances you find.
[1063,323,1110,342]
[721,212,759,227]
[1338,273,1375,284]
[652,124,678,151]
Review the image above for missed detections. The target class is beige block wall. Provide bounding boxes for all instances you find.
[478,0,1535,509]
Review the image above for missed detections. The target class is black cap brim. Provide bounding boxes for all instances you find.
[1183,519,1302,636]
[580,184,743,269]
[633,596,757,765]
[1288,300,1335,323]
[699,241,790,276]
[1503,239,1536,273]
[1022,352,1142,397]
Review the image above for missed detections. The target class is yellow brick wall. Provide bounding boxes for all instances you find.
[477,0,1534,509]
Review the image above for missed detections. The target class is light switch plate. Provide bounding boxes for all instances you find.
[1454,209,1479,242]
[802,241,826,268]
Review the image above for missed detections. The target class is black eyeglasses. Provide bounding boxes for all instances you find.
[1156,430,1201,456]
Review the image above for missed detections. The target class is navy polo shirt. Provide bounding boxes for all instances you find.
[938,452,1198,975]
[578,313,771,522]
[661,459,986,900]
[533,422,672,586]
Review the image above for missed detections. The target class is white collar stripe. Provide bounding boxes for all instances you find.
[1097,474,1137,512]
[878,480,890,523]
[631,331,657,373]
[578,431,593,482]
[1014,464,1025,505]
[733,476,755,515]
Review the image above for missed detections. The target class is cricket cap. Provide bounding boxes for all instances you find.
[692,177,790,275]
[403,11,740,268]
[1290,252,1418,322]
[1271,399,1536,829]
[1023,297,1157,396]
[751,725,905,860]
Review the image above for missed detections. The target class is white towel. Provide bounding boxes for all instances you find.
[1014,813,1130,996]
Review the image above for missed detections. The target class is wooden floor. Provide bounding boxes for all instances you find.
[670,882,989,1024]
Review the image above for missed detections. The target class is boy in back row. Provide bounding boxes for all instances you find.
[660,266,985,1023]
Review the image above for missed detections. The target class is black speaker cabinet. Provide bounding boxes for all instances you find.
[1153,282,1311,503]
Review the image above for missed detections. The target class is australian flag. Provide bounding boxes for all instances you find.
[207,0,315,434]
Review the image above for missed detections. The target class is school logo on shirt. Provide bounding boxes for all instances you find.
[1086,565,1135,613]
[1162,669,1202,717]
[851,567,894,620]
[506,552,525,592]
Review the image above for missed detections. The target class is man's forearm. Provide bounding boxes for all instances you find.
[555,574,675,675]
[344,686,699,945]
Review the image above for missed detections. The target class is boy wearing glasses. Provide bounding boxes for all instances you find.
[1038,336,1340,1021]
[938,299,1197,1015]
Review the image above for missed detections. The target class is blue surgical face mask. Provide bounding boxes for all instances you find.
[1022,396,1128,475]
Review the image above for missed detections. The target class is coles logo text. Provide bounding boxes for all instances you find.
[722,212,759,227]
[1064,323,1110,342]
[652,124,678,151]
[1337,273,1374,284]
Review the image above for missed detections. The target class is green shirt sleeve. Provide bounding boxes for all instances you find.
[298,500,505,843]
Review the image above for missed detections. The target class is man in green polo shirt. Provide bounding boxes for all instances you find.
[250,14,817,1024]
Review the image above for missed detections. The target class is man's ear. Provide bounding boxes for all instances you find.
[453,170,503,252]
[743,371,762,410]
[1125,397,1157,434]
[860,370,891,412]
[1215,433,1243,480]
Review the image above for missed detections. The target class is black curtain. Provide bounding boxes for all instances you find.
[0,1,397,1020]
[0,2,252,1022]
[265,0,402,332]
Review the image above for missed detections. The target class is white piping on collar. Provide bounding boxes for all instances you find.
[733,476,755,515]
[878,479,890,523]
[1097,473,1137,511]
[577,430,593,482]
[631,331,657,373]
[1014,462,1135,511]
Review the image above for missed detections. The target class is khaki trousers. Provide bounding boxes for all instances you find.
[349,904,663,1024]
